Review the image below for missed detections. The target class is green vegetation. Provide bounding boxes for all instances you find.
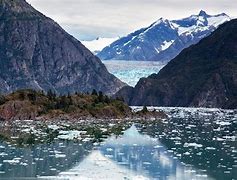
[17,133,36,146]
[0,133,9,141]
[0,89,132,120]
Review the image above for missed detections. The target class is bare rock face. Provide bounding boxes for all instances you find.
[0,0,125,95]
[116,19,237,109]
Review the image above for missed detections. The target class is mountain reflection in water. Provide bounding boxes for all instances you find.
[48,125,212,180]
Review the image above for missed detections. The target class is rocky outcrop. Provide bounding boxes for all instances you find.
[0,89,168,121]
[0,100,39,120]
[0,0,125,95]
[116,19,237,109]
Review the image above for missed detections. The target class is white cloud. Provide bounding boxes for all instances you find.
[27,0,237,40]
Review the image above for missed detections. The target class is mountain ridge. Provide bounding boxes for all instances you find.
[98,11,230,62]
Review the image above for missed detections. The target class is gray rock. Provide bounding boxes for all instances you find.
[0,0,125,95]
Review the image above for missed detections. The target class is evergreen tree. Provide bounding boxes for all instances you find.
[91,89,98,96]
[47,89,56,100]
[19,91,25,101]
[98,91,104,103]
[67,92,71,98]
[27,92,37,102]
[58,95,67,109]
[0,94,6,105]
[116,96,124,102]
[141,106,148,113]
[104,95,110,104]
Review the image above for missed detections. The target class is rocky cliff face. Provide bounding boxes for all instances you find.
[98,11,230,62]
[116,19,237,109]
[0,0,125,95]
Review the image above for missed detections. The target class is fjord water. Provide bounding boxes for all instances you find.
[0,108,236,180]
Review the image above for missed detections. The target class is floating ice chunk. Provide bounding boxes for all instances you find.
[55,154,66,158]
[184,143,203,148]
[20,162,28,166]
[205,147,216,150]
[106,148,113,152]
[3,159,20,165]
[154,145,163,149]
[184,152,191,155]
[143,162,151,165]
[48,125,60,131]
[222,136,236,141]
[0,152,8,156]
[213,137,225,141]
[216,121,231,126]
[100,128,107,132]
[50,168,57,171]
[58,130,83,140]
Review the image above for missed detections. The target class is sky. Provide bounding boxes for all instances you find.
[27,0,237,41]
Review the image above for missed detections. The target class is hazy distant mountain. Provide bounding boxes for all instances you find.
[82,37,119,54]
[115,19,237,109]
[98,11,230,61]
[0,0,125,95]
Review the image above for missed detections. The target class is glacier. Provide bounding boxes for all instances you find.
[103,60,166,87]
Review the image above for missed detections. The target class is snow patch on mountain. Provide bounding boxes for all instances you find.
[161,40,175,51]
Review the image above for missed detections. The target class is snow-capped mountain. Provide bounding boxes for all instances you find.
[98,11,231,61]
[115,19,237,108]
[82,37,118,54]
